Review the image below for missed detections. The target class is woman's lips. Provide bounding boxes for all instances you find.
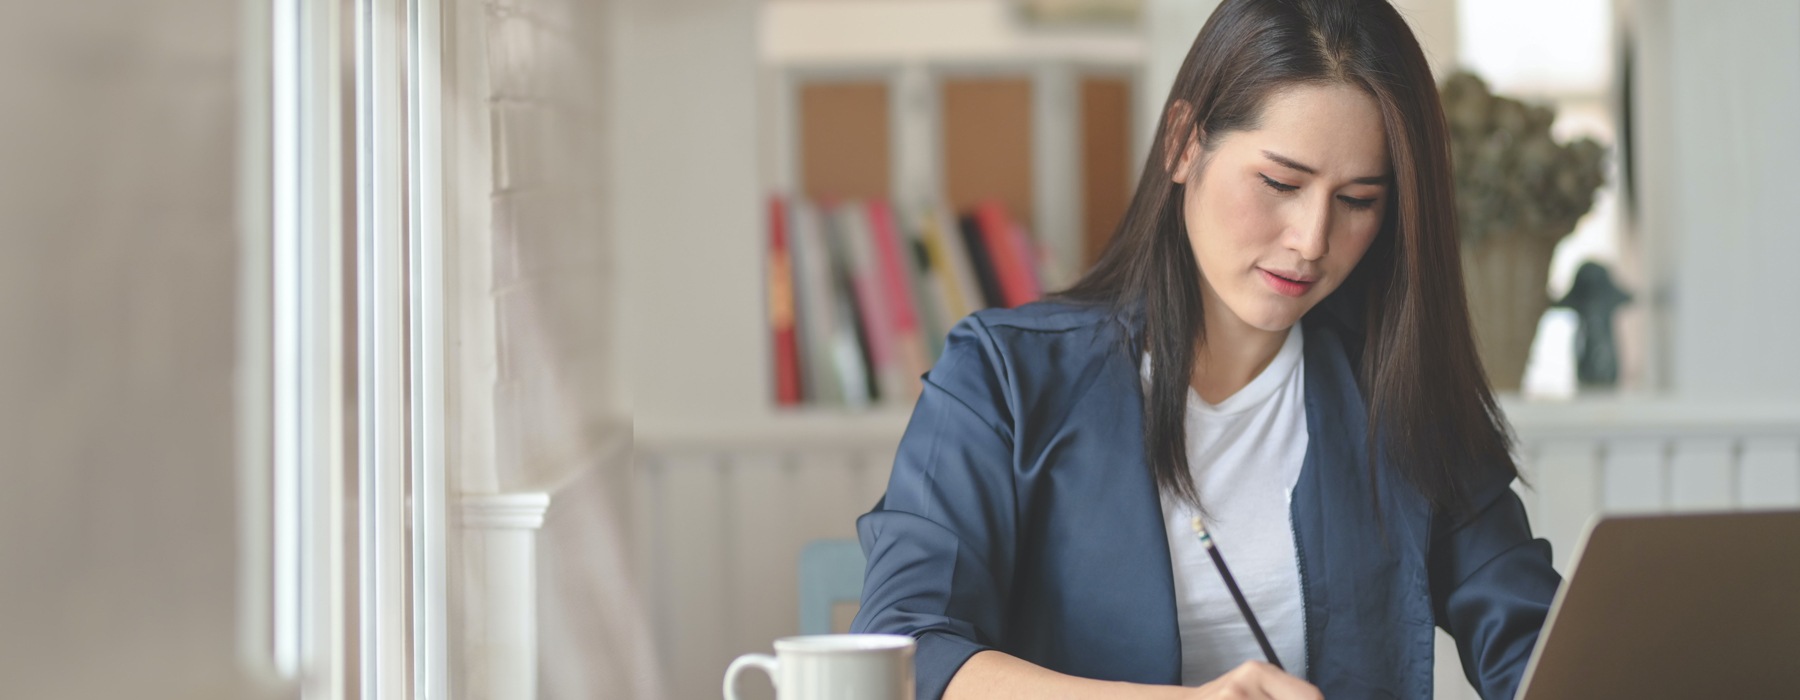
[1258,268,1315,297]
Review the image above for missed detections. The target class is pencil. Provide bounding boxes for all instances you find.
[1191,515,1284,670]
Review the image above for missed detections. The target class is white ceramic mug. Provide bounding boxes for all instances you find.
[723,634,916,700]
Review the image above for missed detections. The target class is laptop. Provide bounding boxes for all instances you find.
[1514,510,1800,699]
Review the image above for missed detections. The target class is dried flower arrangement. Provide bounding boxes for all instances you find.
[1442,71,1608,246]
[1439,71,1609,391]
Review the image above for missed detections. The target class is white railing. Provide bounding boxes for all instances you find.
[1505,399,1800,571]
[638,400,1800,700]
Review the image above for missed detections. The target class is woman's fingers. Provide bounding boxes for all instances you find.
[1198,660,1323,700]
[1247,662,1322,700]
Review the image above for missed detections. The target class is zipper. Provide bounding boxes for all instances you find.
[1290,497,1313,681]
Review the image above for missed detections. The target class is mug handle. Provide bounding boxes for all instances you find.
[723,653,779,700]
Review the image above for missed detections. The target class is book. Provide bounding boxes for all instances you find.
[788,198,850,406]
[772,194,1052,406]
[973,200,1038,308]
[922,206,982,320]
[1006,218,1044,302]
[768,196,803,406]
[822,201,878,407]
[958,213,1005,312]
[909,235,948,361]
[901,207,952,361]
[866,200,929,399]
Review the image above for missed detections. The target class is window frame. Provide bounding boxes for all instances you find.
[262,0,450,696]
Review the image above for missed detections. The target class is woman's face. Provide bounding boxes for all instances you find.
[1172,83,1391,335]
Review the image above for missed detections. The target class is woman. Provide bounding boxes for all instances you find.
[849,1,1560,699]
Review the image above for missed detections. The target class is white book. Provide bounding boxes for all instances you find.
[818,201,872,408]
[787,198,843,406]
[842,202,916,406]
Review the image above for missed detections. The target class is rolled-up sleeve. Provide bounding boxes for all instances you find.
[1430,474,1563,700]
[850,315,1019,700]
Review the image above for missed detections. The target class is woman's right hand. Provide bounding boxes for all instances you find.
[945,651,1322,700]
[1185,661,1323,700]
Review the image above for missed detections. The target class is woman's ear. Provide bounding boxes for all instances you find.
[1161,99,1203,184]
[1169,127,1203,184]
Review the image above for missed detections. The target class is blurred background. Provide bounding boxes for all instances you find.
[1,1,1795,699]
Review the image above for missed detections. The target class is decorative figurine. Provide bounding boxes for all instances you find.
[1553,261,1632,388]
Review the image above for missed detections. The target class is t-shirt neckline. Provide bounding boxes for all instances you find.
[1139,324,1305,417]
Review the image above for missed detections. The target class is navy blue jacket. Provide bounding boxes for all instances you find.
[850,297,1561,699]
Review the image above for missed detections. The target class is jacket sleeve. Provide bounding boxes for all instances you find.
[849,315,1020,700]
[1429,474,1563,700]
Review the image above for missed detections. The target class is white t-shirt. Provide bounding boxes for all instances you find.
[1141,324,1309,685]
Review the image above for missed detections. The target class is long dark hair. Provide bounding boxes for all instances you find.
[1056,0,1515,518]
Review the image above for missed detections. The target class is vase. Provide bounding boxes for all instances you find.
[1460,231,1558,393]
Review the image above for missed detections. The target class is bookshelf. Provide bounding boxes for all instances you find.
[615,0,1163,441]
[760,1,1147,416]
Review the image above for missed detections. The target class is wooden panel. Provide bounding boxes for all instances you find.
[793,450,867,543]
[1534,439,1600,572]
[1080,76,1132,267]
[1513,441,1542,526]
[1668,437,1735,511]
[800,81,891,201]
[725,454,795,700]
[657,456,732,700]
[942,77,1034,230]
[854,444,899,512]
[1739,437,1800,508]
[1601,438,1666,513]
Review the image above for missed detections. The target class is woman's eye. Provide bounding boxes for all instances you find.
[1338,195,1377,210]
[1259,174,1298,192]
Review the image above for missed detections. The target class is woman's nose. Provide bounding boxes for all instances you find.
[1287,196,1332,261]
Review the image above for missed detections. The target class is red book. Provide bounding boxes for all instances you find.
[973,200,1038,308]
[1007,220,1043,300]
[768,195,803,406]
[865,200,928,399]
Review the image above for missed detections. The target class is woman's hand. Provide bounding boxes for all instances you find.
[945,651,1321,700]
[1185,661,1322,700]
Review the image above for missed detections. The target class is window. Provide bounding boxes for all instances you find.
[259,0,448,697]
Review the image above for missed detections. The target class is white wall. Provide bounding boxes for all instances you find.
[1392,0,1460,76]
[761,0,1142,64]
[1140,0,1219,157]
[0,1,278,697]
[1141,0,1459,155]
[613,0,768,433]
[1633,0,1800,398]
[1147,0,1464,83]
